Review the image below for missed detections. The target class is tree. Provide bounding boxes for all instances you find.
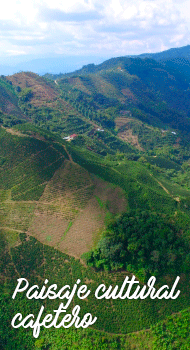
[19,88,33,102]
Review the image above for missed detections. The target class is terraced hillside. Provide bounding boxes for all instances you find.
[1,122,190,349]
[1,53,190,349]
[0,126,127,258]
[1,123,190,258]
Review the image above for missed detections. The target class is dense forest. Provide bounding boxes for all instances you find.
[84,210,190,277]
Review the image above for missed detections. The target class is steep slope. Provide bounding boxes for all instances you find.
[44,56,190,156]
[1,124,190,349]
[0,125,127,257]
[137,45,190,84]
[2,122,190,258]
[7,61,190,160]
[1,52,190,349]
[0,75,26,128]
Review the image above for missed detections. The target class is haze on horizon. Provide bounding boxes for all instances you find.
[0,0,190,74]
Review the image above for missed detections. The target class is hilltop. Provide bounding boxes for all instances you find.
[137,45,190,82]
[136,44,190,61]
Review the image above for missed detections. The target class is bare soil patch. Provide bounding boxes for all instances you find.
[27,162,127,258]
[121,88,137,101]
[2,126,28,137]
[116,117,144,151]
[8,72,58,108]
[118,128,143,151]
[27,212,69,247]
[59,195,104,257]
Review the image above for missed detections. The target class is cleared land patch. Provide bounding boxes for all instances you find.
[8,72,58,107]
[27,162,127,258]
[116,116,144,151]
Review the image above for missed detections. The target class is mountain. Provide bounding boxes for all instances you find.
[133,45,190,82]
[45,55,190,137]
[1,45,190,76]
[1,50,190,349]
[137,45,190,61]
[0,55,109,76]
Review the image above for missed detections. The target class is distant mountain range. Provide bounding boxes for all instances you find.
[0,55,108,76]
[1,44,190,76]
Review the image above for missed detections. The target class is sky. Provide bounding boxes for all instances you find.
[0,0,189,70]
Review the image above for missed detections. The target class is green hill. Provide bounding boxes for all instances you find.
[44,56,190,156]
[1,123,190,349]
[137,44,190,61]
[1,51,190,349]
[137,45,190,84]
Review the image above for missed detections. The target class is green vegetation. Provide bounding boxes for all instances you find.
[85,210,190,277]
[1,119,190,349]
[1,53,190,349]
[62,221,73,239]
[0,127,68,201]
[152,308,190,350]
[19,87,33,102]
[1,230,190,349]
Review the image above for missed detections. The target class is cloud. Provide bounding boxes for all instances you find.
[40,8,102,22]
[0,0,189,62]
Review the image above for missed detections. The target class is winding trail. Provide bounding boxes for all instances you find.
[150,173,170,195]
